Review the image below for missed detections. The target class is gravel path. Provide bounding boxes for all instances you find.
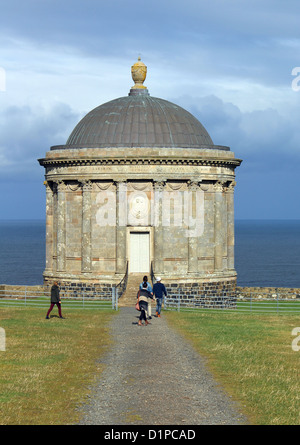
[77,307,248,425]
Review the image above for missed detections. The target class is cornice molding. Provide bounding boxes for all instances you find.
[38,156,242,168]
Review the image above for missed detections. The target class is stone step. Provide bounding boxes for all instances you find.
[118,273,151,307]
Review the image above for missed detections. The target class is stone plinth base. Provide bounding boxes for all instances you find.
[164,277,237,308]
[43,278,117,299]
[43,273,237,305]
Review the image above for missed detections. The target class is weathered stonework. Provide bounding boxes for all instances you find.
[38,59,242,303]
[165,278,237,308]
[57,281,114,300]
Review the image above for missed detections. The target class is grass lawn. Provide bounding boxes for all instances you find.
[1,306,299,425]
[165,310,300,425]
[0,307,115,425]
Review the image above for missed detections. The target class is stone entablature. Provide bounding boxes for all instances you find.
[40,149,241,188]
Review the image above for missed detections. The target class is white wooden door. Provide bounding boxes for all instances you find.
[130,232,150,273]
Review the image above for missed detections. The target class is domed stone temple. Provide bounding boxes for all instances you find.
[38,58,242,303]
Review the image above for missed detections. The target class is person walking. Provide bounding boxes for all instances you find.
[46,281,64,319]
[153,277,167,318]
[139,275,153,319]
[137,281,154,326]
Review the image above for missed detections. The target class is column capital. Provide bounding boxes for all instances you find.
[153,180,165,192]
[187,180,200,191]
[226,180,236,193]
[80,179,93,192]
[114,179,127,186]
[213,180,226,193]
[44,180,53,192]
[54,180,67,192]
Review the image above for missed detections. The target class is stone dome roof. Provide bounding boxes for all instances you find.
[64,94,214,149]
[53,58,224,151]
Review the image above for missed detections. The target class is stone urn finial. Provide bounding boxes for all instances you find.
[131,56,147,89]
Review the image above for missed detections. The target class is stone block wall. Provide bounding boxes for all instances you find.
[0,284,46,296]
[236,286,300,299]
[164,279,237,308]
[45,281,115,300]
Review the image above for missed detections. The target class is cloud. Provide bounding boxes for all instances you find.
[0,0,299,89]
[0,0,300,219]
[174,94,300,160]
[170,93,300,219]
[1,89,299,184]
[0,102,80,179]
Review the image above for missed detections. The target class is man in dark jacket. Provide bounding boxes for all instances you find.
[45,281,64,319]
[153,277,167,318]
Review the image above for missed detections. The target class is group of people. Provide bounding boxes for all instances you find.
[137,275,167,326]
[45,275,167,324]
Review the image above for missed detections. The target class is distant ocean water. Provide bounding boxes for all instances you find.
[235,220,300,288]
[0,219,300,288]
[0,220,46,285]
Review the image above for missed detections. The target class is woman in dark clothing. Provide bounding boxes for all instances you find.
[137,281,154,326]
[46,281,64,319]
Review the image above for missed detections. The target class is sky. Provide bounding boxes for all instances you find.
[0,0,300,220]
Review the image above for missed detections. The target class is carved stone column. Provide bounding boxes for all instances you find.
[153,181,165,274]
[52,182,58,272]
[226,181,236,270]
[56,180,66,272]
[44,181,53,271]
[214,181,224,271]
[187,181,199,274]
[81,180,92,273]
[116,181,127,274]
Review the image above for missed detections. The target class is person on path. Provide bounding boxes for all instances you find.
[46,281,64,319]
[139,275,153,319]
[153,277,167,317]
[137,281,154,326]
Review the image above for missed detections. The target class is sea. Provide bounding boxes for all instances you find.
[0,219,300,288]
